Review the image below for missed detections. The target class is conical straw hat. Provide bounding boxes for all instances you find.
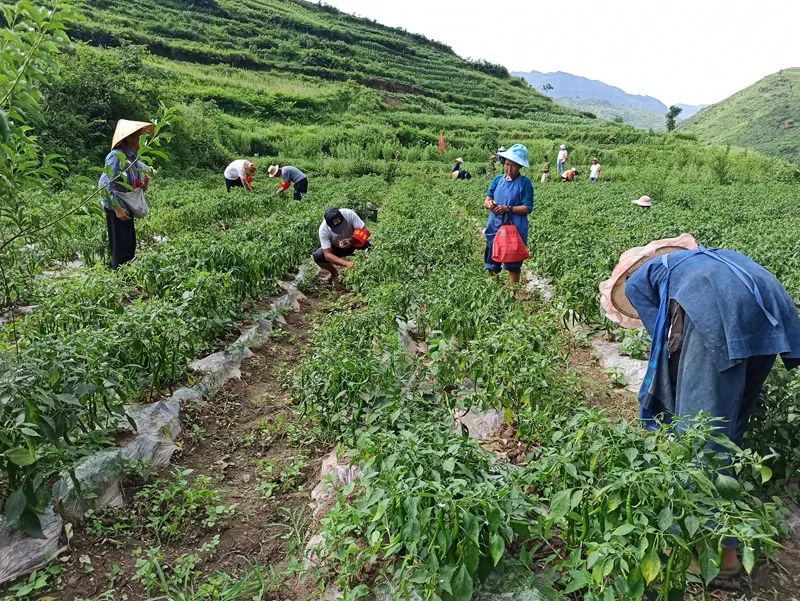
[599,233,699,328]
[111,120,154,150]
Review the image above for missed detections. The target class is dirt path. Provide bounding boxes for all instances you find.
[47,286,335,601]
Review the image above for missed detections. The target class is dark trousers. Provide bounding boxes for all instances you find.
[667,316,776,446]
[105,208,136,269]
[312,241,371,265]
[225,177,244,192]
[293,178,308,200]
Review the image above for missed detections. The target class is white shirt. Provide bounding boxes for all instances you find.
[590,163,601,178]
[224,159,248,181]
[318,209,365,250]
[557,149,568,162]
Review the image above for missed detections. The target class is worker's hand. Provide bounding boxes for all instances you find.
[114,207,131,221]
[483,198,494,210]
[343,260,355,269]
[276,187,284,194]
[491,204,506,215]
[338,239,352,249]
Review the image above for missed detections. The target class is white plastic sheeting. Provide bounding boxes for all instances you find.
[0,269,308,585]
[0,510,64,585]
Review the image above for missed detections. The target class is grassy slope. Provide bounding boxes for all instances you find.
[554,97,666,131]
[679,68,800,159]
[74,0,582,119]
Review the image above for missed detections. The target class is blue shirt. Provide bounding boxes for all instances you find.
[98,149,149,211]
[626,249,800,372]
[484,175,534,242]
[281,165,306,184]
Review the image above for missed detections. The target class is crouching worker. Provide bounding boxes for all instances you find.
[600,234,800,586]
[313,208,371,284]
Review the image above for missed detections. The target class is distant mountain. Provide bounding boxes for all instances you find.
[675,103,705,120]
[679,68,800,159]
[512,70,706,130]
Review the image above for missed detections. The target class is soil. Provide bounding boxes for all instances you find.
[7,271,800,601]
[39,283,338,601]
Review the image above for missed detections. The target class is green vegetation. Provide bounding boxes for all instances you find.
[551,97,666,131]
[680,68,800,159]
[2,0,800,599]
[296,179,784,599]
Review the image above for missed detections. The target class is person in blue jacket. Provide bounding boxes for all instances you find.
[482,144,534,284]
[609,242,800,583]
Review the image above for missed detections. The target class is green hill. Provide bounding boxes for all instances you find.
[679,68,800,160]
[553,97,666,130]
[70,0,578,118]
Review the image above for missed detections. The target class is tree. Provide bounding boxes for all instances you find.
[665,105,683,132]
[542,83,554,92]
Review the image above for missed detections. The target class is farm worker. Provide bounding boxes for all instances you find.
[482,144,534,284]
[561,168,579,182]
[496,146,507,166]
[224,159,256,192]
[487,153,498,176]
[541,155,551,183]
[556,144,568,173]
[268,164,308,201]
[98,119,154,269]
[438,133,447,155]
[312,208,371,284]
[633,195,653,207]
[600,234,800,580]
[451,158,472,180]
[589,158,602,183]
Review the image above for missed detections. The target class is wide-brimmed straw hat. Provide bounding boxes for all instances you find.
[268,165,280,177]
[455,157,464,163]
[599,233,699,328]
[111,120,154,150]
[633,195,653,207]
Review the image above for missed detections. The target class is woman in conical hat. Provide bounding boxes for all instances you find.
[98,120,154,269]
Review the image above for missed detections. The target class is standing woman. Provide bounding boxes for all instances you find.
[482,144,534,284]
[98,120,153,269]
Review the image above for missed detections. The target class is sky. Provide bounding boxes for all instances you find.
[323,0,800,106]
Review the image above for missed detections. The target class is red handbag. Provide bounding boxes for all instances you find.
[492,214,530,263]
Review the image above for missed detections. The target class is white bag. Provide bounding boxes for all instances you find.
[115,188,149,218]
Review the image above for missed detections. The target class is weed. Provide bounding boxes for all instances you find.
[1,565,62,601]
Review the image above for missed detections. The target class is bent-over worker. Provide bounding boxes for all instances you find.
[600,234,800,583]
[561,168,579,182]
[224,159,256,192]
[269,164,308,200]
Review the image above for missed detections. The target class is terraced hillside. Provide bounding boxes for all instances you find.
[72,0,578,118]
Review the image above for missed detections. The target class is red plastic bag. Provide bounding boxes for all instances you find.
[351,227,371,248]
[492,223,530,263]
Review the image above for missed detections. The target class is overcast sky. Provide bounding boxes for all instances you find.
[324,0,800,106]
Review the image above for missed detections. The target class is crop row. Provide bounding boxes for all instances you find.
[294,177,781,600]
[0,175,378,535]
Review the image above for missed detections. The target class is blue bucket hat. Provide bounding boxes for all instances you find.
[498,144,529,168]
